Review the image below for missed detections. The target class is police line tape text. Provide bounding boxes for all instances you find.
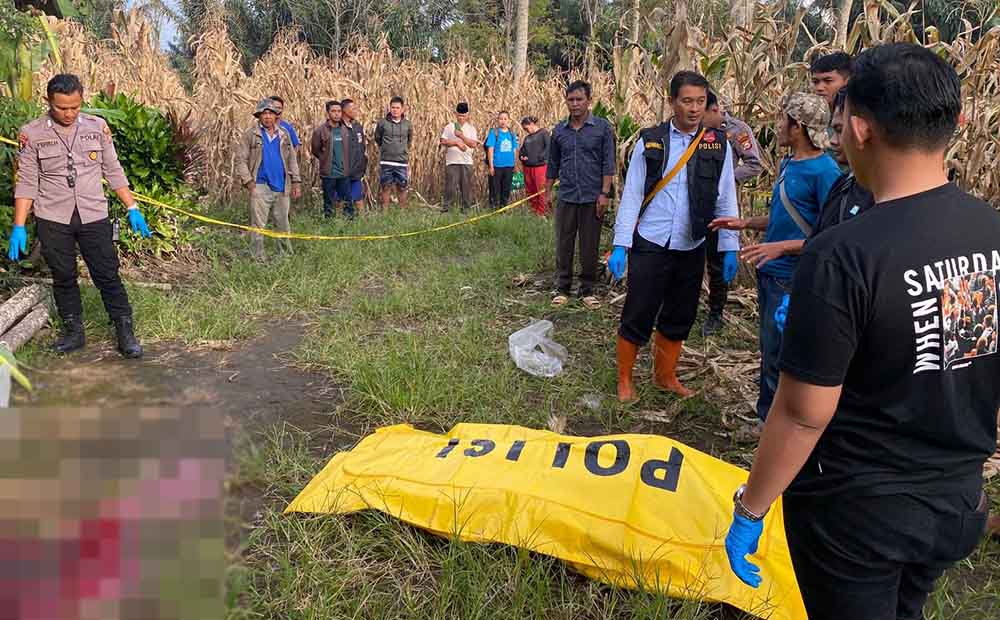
[435,439,684,492]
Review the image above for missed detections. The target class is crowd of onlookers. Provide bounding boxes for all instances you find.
[235,94,553,227]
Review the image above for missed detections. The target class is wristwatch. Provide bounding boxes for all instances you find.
[733,484,768,521]
[599,191,610,198]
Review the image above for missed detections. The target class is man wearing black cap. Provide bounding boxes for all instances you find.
[440,102,479,212]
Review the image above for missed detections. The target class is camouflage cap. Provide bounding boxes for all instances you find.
[782,92,832,150]
[253,98,281,117]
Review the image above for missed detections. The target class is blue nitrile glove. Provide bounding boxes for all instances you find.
[127,208,151,238]
[725,512,764,588]
[722,251,739,283]
[774,293,790,333]
[7,225,26,261]
[608,246,627,280]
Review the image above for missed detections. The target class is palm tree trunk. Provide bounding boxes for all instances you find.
[513,0,529,80]
[730,0,754,29]
[333,0,343,57]
[834,0,853,49]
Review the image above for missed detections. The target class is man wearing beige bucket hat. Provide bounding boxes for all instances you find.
[711,92,841,422]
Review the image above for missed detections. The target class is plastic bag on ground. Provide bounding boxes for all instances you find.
[508,319,568,377]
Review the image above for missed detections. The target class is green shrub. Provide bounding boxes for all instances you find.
[0,97,40,198]
[0,94,197,259]
[0,97,41,252]
[88,91,195,258]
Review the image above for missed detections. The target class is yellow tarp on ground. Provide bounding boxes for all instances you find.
[286,423,806,620]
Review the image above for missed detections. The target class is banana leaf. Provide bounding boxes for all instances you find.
[0,344,32,392]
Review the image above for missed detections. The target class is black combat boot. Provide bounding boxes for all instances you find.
[701,310,725,338]
[112,316,142,359]
[53,315,86,354]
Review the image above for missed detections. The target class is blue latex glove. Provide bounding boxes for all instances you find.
[774,293,790,333]
[608,246,627,280]
[127,208,151,238]
[722,251,739,283]
[7,225,26,261]
[725,512,763,588]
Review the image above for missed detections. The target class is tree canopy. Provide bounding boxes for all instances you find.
[54,0,1000,77]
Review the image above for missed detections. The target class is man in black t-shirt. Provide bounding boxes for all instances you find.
[724,43,998,619]
[810,87,874,238]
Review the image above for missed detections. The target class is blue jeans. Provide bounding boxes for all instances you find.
[756,272,791,421]
[321,177,354,217]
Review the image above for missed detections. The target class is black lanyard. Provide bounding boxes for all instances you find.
[51,121,80,156]
[51,121,80,187]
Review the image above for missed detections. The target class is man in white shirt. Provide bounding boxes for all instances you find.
[607,71,740,402]
[440,102,479,212]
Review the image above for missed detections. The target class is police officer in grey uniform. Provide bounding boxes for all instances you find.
[701,91,763,336]
[9,74,151,358]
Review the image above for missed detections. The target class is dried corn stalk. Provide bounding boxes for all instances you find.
[26,7,1000,210]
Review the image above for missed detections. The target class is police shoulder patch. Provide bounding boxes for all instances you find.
[736,131,752,151]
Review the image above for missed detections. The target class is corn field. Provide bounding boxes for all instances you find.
[30,4,1000,208]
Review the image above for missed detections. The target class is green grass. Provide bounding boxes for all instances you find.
[32,203,1000,618]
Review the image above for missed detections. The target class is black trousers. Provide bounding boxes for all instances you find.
[490,167,514,209]
[619,234,705,344]
[37,210,132,321]
[705,229,727,315]
[554,201,602,296]
[783,488,988,620]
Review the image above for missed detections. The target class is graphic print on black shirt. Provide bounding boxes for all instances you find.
[779,183,1000,498]
[937,270,998,369]
[904,255,1000,373]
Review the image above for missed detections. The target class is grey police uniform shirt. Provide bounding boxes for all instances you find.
[15,113,130,225]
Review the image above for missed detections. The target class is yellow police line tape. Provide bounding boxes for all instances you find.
[1,134,774,239]
[0,133,546,241]
[131,187,544,241]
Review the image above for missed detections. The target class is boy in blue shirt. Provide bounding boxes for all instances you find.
[711,93,840,421]
[485,111,519,210]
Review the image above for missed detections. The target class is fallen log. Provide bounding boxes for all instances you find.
[0,304,50,353]
[20,275,173,291]
[0,284,45,335]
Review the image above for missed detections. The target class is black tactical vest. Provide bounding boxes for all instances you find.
[638,122,728,241]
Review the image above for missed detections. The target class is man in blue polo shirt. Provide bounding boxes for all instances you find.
[269,96,301,150]
[236,99,301,261]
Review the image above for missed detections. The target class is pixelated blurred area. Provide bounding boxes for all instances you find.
[0,408,226,620]
[14,323,346,551]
